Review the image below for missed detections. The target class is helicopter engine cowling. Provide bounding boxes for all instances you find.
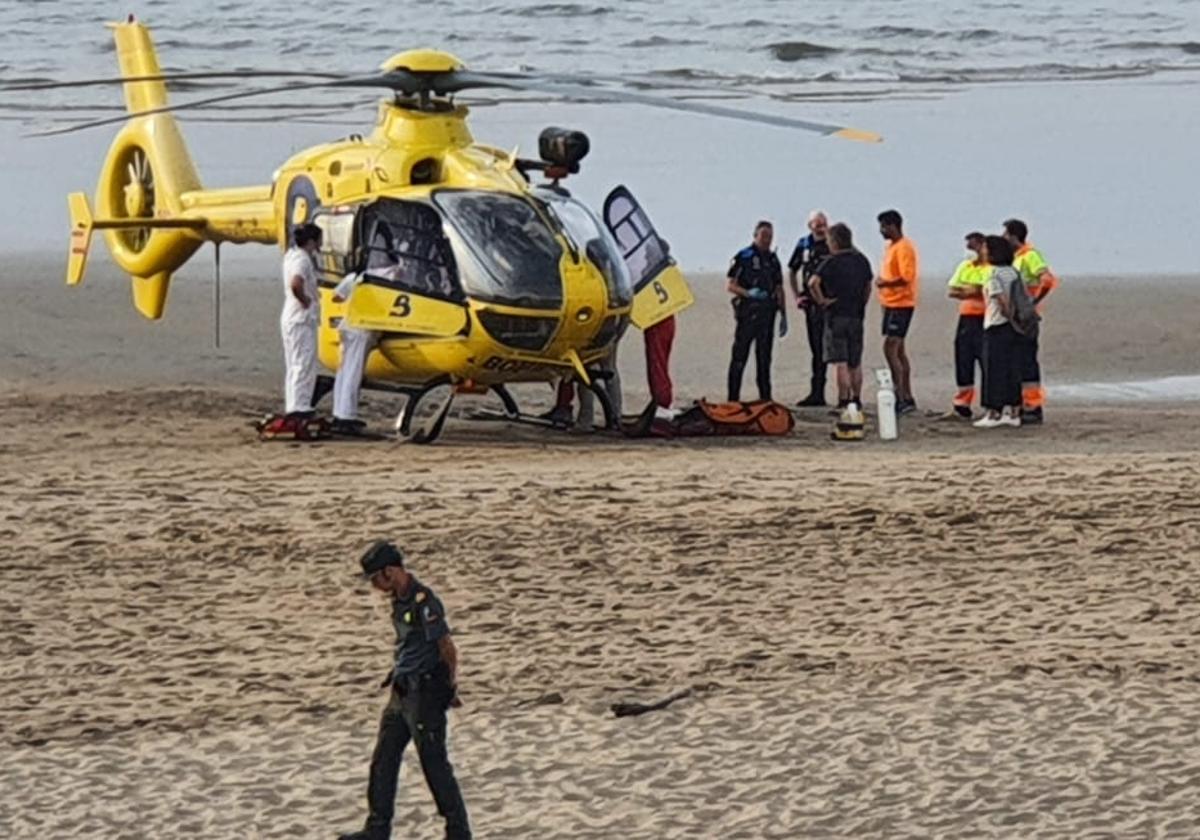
[94,116,206,318]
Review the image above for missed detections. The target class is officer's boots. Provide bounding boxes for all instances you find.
[797,380,827,407]
[337,830,385,840]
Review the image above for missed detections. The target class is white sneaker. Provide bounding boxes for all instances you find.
[998,411,1022,427]
[973,414,1002,429]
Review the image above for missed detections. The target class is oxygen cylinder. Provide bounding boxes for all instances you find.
[875,368,898,441]
[877,389,897,440]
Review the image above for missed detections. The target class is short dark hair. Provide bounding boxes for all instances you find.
[293,223,323,247]
[1003,218,1028,243]
[965,231,985,243]
[985,235,1014,266]
[828,222,853,250]
[877,209,903,228]
[754,220,773,233]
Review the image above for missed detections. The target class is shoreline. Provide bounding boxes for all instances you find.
[8,255,1198,408]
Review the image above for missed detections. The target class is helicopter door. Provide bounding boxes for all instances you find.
[345,200,468,337]
[601,185,694,330]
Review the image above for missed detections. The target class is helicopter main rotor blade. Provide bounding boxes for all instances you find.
[438,71,882,142]
[28,64,880,143]
[26,73,413,137]
[0,70,350,92]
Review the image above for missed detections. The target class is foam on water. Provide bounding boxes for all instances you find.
[1052,375,1200,403]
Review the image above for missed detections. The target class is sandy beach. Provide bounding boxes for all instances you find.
[2,253,1199,839]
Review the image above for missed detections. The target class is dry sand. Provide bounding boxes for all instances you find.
[2,254,1200,839]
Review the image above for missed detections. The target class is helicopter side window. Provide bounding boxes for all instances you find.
[312,211,356,282]
[602,191,671,293]
[357,200,463,302]
[432,190,564,309]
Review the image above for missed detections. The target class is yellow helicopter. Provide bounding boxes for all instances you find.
[36,17,879,443]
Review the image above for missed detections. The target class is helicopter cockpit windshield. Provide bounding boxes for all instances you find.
[535,188,633,310]
[433,190,564,309]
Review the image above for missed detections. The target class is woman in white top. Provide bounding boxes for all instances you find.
[280,223,323,415]
[975,235,1022,428]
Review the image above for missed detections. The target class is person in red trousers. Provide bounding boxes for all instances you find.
[644,315,676,409]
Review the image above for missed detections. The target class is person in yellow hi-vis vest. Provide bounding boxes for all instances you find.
[1003,219,1060,424]
[944,232,990,419]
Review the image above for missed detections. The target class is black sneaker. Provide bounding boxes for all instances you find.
[331,418,368,435]
[539,405,574,427]
[896,399,918,416]
[796,393,827,408]
[1020,407,1044,425]
[337,831,385,840]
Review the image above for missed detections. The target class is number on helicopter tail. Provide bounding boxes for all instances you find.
[653,280,669,303]
[390,294,412,318]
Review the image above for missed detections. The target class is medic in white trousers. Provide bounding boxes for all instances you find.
[280,224,323,416]
[331,271,379,432]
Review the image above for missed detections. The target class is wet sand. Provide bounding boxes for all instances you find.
[2,255,1199,838]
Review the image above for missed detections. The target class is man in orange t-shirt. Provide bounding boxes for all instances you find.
[875,209,919,413]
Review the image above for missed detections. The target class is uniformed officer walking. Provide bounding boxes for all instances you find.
[339,541,471,840]
[726,220,784,402]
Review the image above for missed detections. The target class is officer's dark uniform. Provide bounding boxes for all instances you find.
[354,577,471,840]
[727,244,783,402]
[787,233,831,403]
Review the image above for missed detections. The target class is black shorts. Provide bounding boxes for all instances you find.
[824,316,864,367]
[882,306,914,339]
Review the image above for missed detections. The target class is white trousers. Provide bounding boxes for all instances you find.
[281,319,318,414]
[333,327,376,420]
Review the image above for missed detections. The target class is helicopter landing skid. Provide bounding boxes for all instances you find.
[465,386,567,430]
[465,382,616,433]
[395,380,454,444]
[467,407,571,431]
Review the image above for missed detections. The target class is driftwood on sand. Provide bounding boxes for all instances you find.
[611,688,693,718]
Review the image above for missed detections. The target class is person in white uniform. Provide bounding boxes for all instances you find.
[280,223,323,416]
[330,270,379,432]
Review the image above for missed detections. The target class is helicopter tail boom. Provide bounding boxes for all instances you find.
[67,191,207,279]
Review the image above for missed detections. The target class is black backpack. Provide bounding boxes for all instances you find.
[1006,272,1041,339]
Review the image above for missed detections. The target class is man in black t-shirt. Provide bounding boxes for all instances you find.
[809,222,873,408]
[786,210,832,406]
[726,220,784,402]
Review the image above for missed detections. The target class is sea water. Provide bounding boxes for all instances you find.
[1,0,1198,273]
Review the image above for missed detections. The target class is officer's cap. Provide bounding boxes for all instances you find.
[360,540,404,578]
